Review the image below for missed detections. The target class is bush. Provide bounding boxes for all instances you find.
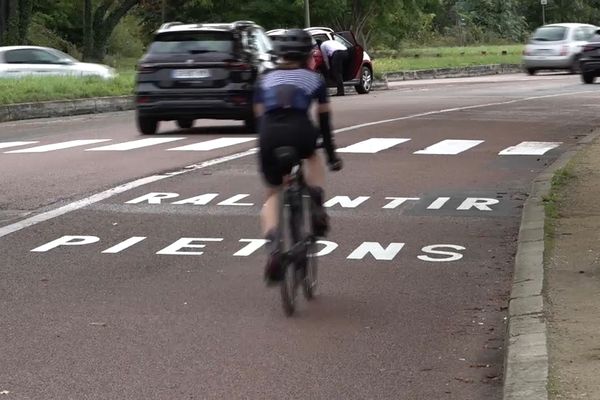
[108,15,146,59]
[27,16,81,60]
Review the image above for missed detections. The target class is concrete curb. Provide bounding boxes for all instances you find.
[503,130,600,400]
[0,96,134,123]
[382,63,522,83]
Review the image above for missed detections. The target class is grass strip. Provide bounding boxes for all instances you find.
[0,72,135,105]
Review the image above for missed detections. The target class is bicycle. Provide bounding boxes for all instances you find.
[273,146,319,316]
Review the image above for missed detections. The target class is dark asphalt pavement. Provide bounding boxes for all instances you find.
[1,73,599,399]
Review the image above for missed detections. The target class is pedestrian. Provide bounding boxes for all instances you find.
[319,39,349,96]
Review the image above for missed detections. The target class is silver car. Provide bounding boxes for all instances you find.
[522,23,597,75]
[0,46,116,79]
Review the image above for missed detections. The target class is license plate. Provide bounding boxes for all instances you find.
[172,69,210,79]
[536,49,553,56]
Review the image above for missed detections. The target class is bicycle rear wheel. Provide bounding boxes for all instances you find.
[279,191,299,316]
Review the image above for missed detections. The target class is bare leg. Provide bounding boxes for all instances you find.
[304,152,325,187]
[304,152,329,236]
[261,188,279,236]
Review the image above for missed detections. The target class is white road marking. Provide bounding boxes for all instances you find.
[0,89,588,238]
[167,137,255,151]
[334,91,592,134]
[338,138,410,153]
[0,148,257,239]
[498,141,562,156]
[414,139,484,155]
[0,141,38,149]
[5,139,111,153]
[427,197,451,210]
[102,236,147,254]
[86,137,185,151]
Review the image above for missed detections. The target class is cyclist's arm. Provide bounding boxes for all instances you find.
[254,103,264,118]
[253,79,265,120]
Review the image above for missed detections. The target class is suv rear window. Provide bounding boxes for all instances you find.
[530,26,568,42]
[149,31,235,54]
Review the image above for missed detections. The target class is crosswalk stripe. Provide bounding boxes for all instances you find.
[5,139,111,153]
[86,137,186,151]
[338,138,411,153]
[414,139,484,155]
[0,141,39,149]
[167,137,255,151]
[499,141,562,155]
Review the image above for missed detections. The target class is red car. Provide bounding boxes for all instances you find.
[267,27,374,94]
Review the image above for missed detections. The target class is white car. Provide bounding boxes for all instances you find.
[522,23,598,75]
[0,46,116,79]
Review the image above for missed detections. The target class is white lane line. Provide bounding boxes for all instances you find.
[334,91,593,134]
[86,137,185,151]
[0,141,39,149]
[0,148,258,239]
[499,141,562,156]
[0,89,589,238]
[414,139,484,155]
[5,139,111,153]
[167,137,255,151]
[338,138,411,154]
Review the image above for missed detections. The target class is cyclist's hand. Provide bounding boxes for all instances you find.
[328,158,343,172]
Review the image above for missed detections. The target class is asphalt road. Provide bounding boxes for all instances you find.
[1,73,599,400]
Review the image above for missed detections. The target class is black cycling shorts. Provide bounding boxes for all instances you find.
[259,111,318,187]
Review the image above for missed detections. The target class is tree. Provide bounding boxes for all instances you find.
[0,0,7,44]
[0,0,32,45]
[83,0,92,59]
[86,0,140,61]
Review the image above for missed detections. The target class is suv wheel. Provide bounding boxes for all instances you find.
[137,114,158,135]
[582,71,595,84]
[526,68,537,76]
[355,66,373,94]
[177,119,194,129]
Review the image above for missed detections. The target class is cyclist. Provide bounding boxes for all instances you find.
[253,28,343,284]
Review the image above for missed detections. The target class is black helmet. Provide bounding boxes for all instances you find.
[270,29,313,60]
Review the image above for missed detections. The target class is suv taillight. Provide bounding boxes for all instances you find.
[227,61,253,82]
[137,64,157,74]
[227,61,251,70]
[583,44,596,52]
[559,45,569,56]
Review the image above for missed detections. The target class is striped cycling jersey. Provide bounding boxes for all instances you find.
[253,68,328,114]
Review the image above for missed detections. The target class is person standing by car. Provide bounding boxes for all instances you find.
[319,39,349,96]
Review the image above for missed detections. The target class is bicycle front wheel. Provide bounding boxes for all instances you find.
[302,238,318,300]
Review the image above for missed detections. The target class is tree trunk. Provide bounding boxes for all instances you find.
[83,0,93,60]
[0,0,7,45]
[89,0,139,62]
[6,0,18,45]
[17,0,31,43]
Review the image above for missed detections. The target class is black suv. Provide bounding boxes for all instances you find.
[135,21,275,134]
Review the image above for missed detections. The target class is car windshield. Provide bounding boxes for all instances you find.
[149,31,235,54]
[531,26,568,42]
[50,49,78,62]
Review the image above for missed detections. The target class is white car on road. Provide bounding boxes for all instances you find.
[522,23,597,75]
[0,46,116,79]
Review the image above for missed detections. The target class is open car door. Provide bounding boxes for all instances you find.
[335,31,363,81]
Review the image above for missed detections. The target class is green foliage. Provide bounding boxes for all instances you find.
[107,15,145,58]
